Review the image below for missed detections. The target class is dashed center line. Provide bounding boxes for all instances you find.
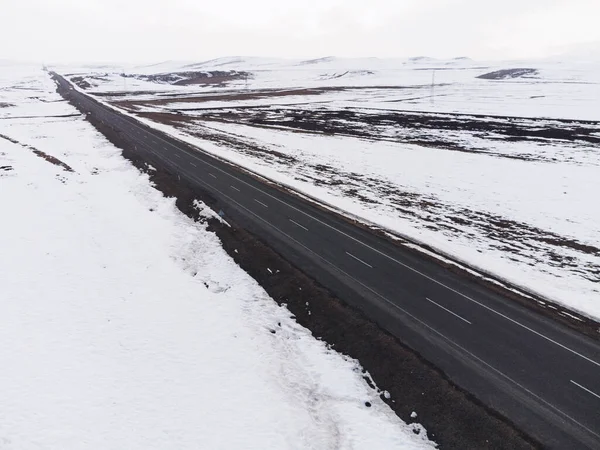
[345,251,373,268]
[289,219,309,231]
[254,199,268,208]
[230,185,240,192]
[426,297,472,325]
[571,380,600,400]
[209,173,217,179]
[189,162,197,167]
[174,153,181,159]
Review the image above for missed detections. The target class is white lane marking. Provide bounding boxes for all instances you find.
[174,170,600,442]
[254,199,268,208]
[426,297,472,325]
[209,173,217,179]
[571,380,600,400]
[107,109,600,369]
[230,185,240,192]
[152,139,158,144]
[174,153,181,159]
[289,219,308,231]
[346,251,373,268]
[190,162,197,168]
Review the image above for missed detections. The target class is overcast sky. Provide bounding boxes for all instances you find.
[2,0,600,63]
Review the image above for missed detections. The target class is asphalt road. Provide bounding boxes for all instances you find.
[54,74,600,449]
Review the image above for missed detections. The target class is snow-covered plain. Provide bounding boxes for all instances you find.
[62,56,600,120]
[59,56,600,321]
[0,66,435,449]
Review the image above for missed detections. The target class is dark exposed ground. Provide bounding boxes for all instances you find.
[112,88,334,109]
[70,76,93,90]
[108,85,436,108]
[69,71,251,91]
[70,70,252,90]
[56,78,542,450]
[88,82,438,102]
[478,69,539,80]
[123,70,251,86]
[181,106,600,150]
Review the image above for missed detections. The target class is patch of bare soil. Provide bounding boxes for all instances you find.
[193,107,600,150]
[123,70,251,86]
[109,85,431,108]
[70,76,93,90]
[32,150,74,172]
[0,133,74,172]
[477,68,539,80]
[112,88,334,109]
[92,90,171,98]
[162,105,600,165]
[56,74,540,450]
[134,111,194,127]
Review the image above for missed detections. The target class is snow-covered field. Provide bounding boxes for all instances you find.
[59,56,600,321]
[62,56,600,120]
[0,65,434,449]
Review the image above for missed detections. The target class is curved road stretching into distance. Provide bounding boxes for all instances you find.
[54,73,600,449]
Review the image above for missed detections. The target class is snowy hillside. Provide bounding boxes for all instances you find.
[0,66,435,449]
